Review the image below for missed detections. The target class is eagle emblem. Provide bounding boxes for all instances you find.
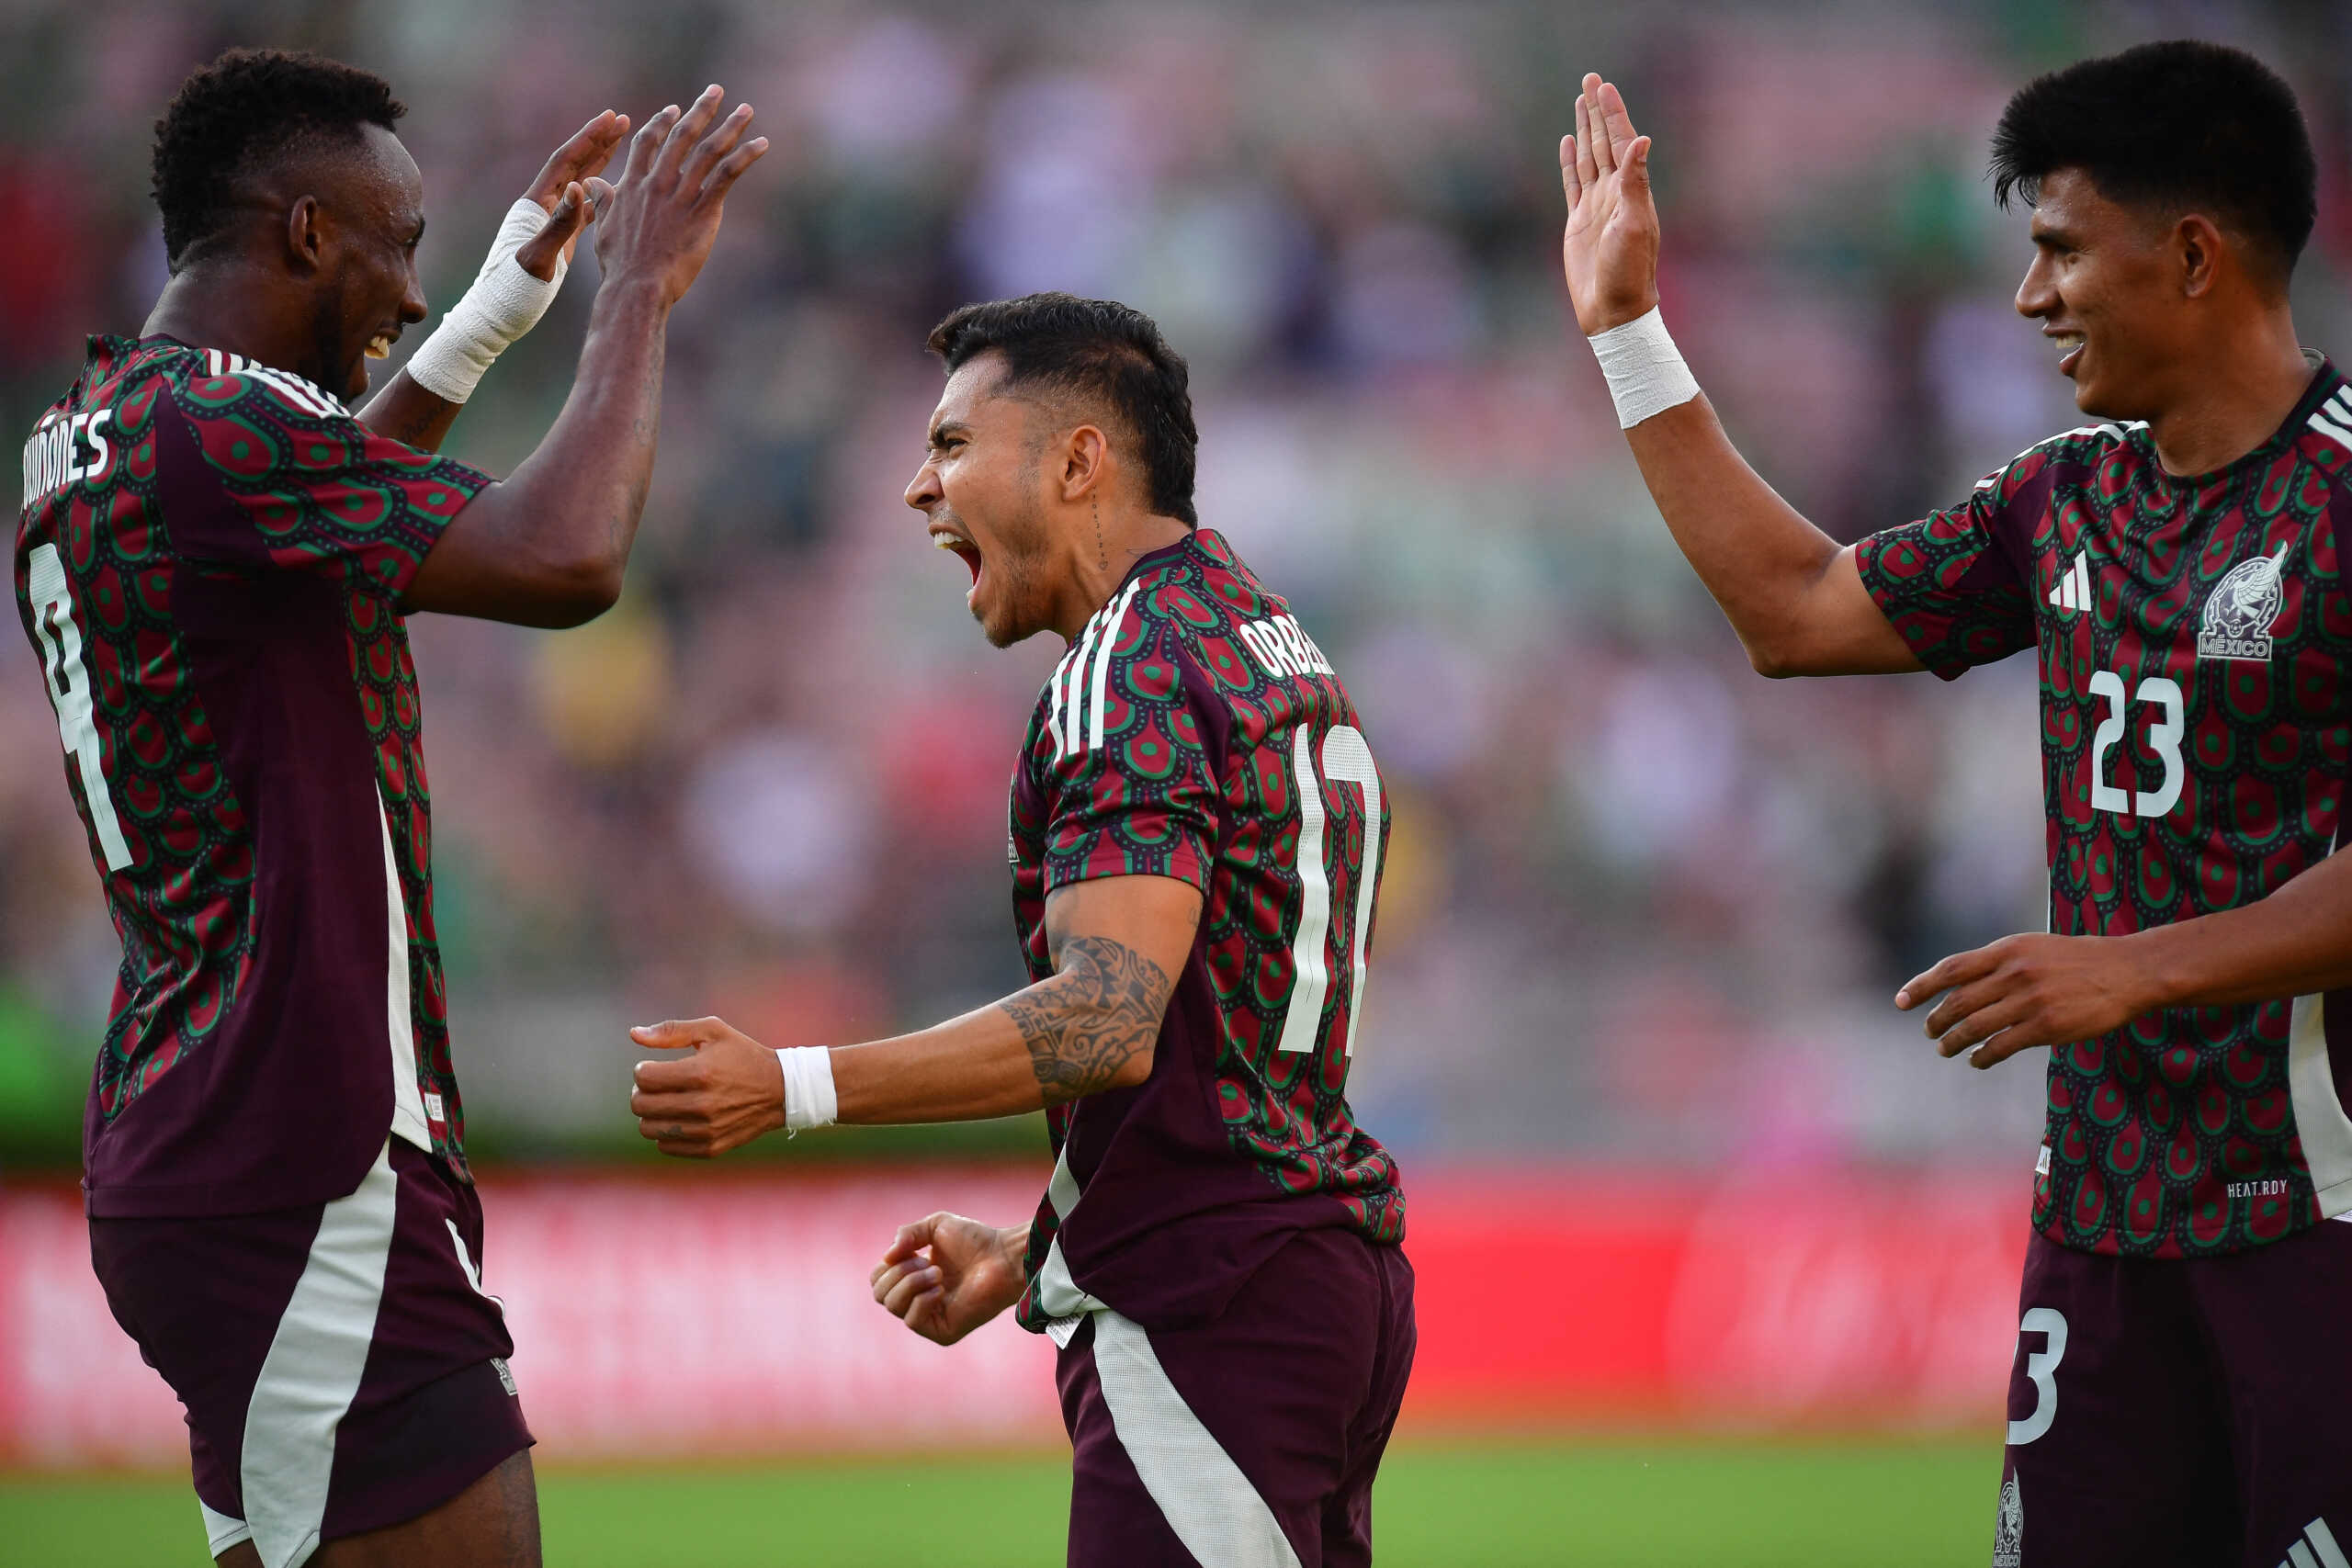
[2198,546,2289,661]
[1991,1475,2023,1568]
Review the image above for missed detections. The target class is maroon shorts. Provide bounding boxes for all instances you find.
[1996,1223,2352,1568]
[88,1137,531,1566]
[1057,1227,1415,1568]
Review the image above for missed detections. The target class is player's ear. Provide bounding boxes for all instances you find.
[1059,423,1110,503]
[283,194,327,275]
[2175,213,2224,300]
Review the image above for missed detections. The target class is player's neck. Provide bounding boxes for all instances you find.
[2143,309,2312,478]
[1051,510,1193,641]
[141,264,317,384]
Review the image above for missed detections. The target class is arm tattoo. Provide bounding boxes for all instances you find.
[1001,936,1172,1104]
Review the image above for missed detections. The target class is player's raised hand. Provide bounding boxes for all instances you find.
[513,109,632,281]
[1560,73,1661,334]
[1897,932,2165,1069]
[869,1213,1028,1347]
[628,1016,787,1156]
[593,85,769,307]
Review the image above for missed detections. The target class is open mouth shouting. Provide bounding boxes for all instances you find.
[365,328,402,360]
[932,523,983,593]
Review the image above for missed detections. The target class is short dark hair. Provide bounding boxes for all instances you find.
[1990,40,2315,282]
[927,293,1199,526]
[152,48,406,268]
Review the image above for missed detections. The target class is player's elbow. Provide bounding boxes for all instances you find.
[1104,1041,1155,1091]
[1743,634,1807,679]
[536,557,627,627]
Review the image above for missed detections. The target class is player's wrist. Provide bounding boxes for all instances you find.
[1586,304,1700,429]
[775,1045,839,1134]
[406,199,570,404]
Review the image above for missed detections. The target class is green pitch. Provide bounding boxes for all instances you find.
[0,1434,2000,1566]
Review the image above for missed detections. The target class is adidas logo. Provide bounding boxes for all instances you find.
[2047,554,2092,615]
[2278,1517,2350,1568]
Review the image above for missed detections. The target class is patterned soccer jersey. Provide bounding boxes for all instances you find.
[1008,529,1404,1334]
[1858,355,2352,1258]
[13,334,488,1217]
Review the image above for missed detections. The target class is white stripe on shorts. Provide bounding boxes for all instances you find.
[1091,1309,1301,1568]
[199,1498,253,1555]
[229,1139,401,1568]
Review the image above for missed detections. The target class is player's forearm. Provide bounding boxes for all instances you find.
[831,948,1166,1124]
[356,371,462,452]
[2127,851,2352,1010]
[1622,397,1860,673]
[427,279,672,624]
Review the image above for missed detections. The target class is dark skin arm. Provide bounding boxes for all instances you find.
[353,113,629,453]
[626,874,1204,1155]
[399,86,768,628]
[1901,852,2352,1068]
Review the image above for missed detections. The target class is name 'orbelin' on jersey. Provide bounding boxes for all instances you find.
[1005,528,1404,1336]
[1858,355,2352,1259]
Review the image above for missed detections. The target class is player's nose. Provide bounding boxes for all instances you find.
[903,460,941,512]
[2014,255,2058,320]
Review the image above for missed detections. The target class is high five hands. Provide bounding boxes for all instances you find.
[513,110,633,282]
[1559,73,1660,335]
[593,85,769,307]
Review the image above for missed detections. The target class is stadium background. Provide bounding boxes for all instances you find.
[3,0,2348,1562]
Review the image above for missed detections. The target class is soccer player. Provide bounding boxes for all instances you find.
[627,293,1412,1567]
[1561,40,2352,1568]
[13,49,764,1568]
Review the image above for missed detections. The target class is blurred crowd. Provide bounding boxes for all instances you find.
[5,0,2349,1167]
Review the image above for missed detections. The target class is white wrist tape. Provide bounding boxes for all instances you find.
[404,198,570,404]
[1588,306,1702,429]
[775,1045,839,1134]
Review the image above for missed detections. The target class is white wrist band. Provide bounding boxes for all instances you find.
[404,198,570,404]
[775,1045,839,1134]
[1588,307,1702,429]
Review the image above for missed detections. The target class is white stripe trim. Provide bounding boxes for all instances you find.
[1042,644,1083,758]
[2292,1542,2323,1568]
[1274,726,1331,1055]
[199,1500,253,1555]
[1055,607,1109,760]
[379,797,431,1150]
[1046,1144,1080,1220]
[2289,832,2352,1216]
[242,1141,400,1568]
[1085,581,1145,752]
[1091,1311,1301,1568]
[2310,409,2352,451]
[2307,1519,2352,1568]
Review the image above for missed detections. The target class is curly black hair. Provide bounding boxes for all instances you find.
[928,293,1200,527]
[1991,40,2315,283]
[152,47,405,268]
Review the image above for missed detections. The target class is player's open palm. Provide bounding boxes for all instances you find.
[1560,73,1661,335]
[594,84,769,307]
[870,1213,1026,1347]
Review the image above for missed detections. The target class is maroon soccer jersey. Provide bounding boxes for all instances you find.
[13,335,488,1216]
[1008,529,1405,1335]
[1857,356,2352,1258]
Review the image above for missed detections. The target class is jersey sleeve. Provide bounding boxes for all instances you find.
[164,367,490,599]
[1033,617,1222,897]
[1853,450,2046,680]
